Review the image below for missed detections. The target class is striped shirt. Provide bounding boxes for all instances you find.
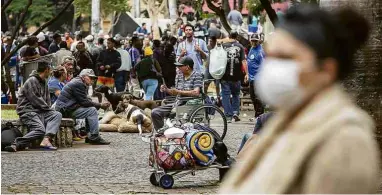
[175,70,203,91]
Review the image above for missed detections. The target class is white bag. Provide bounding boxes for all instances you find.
[209,44,227,79]
[164,127,185,138]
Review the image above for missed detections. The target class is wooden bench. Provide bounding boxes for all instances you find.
[1,104,74,148]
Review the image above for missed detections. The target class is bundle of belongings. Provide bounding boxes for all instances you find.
[149,123,231,170]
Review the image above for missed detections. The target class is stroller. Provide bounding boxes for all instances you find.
[139,119,233,189]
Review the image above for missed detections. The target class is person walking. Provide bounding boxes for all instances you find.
[128,36,142,97]
[227,8,243,32]
[220,5,379,194]
[135,47,162,100]
[221,31,248,123]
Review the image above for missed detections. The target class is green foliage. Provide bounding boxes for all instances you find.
[74,0,131,18]
[246,0,263,16]
[6,0,54,26]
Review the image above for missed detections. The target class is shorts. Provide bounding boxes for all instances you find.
[97,76,115,89]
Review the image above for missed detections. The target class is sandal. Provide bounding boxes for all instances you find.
[40,144,57,150]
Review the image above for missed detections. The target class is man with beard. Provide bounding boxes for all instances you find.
[176,23,209,74]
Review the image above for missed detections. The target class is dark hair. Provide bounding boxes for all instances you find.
[184,23,195,31]
[59,41,68,49]
[76,41,85,47]
[53,33,61,40]
[142,23,146,26]
[210,36,217,41]
[131,36,139,45]
[37,62,50,73]
[98,37,104,45]
[107,38,115,44]
[52,66,66,78]
[27,36,38,46]
[76,34,83,40]
[24,47,37,57]
[281,5,370,80]
[229,31,239,39]
[153,40,161,48]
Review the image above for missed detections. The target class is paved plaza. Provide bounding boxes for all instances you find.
[1,113,256,194]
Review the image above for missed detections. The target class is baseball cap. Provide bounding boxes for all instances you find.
[37,32,45,42]
[174,56,194,67]
[79,69,97,78]
[250,33,261,41]
[85,35,94,41]
[144,47,153,56]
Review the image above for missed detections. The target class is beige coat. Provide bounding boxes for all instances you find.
[220,85,380,194]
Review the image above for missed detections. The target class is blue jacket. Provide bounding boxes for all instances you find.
[247,45,265,81]
[55,77,101,111]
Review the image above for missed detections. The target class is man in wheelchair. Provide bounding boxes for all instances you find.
[151,56,203,130]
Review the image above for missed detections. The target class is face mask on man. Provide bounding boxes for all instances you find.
[255,58,306,110]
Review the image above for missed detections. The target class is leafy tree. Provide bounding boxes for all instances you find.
[6,0,54,27]
[73,0,130,18]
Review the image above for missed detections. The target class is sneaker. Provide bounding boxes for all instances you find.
[226,117,232,123]
[233,114,241,122]
[86,137,110,145]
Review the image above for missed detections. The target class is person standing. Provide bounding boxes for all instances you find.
[114,38,132,92]
[221,31,248,123]
[64,32,74,49]
[176,23,209,74]
[203,36,221,99]
[73,41,94,72]
[96,38,121,90]
[55,41,74,67]
[227,8,243,32]
[5,63,62,152]
[48,33,61,53]
[136,23,148,35]
[247,33,265,118]
[135,47,162,100]
[128,36,142,97]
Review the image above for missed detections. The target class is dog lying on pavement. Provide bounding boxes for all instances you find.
[95,85,143,111]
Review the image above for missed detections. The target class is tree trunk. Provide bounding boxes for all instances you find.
[238,0,244,12]
[223,0,230,16]
[168,0,178,21]
[134,0,140,17]
[320,0,382,152]
[260,0,278,25]
[91,0,100,35]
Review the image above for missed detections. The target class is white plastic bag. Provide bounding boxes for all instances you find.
[164,127,185,138]
[209,44,227,79]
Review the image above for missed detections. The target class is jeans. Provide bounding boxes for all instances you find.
[221,80,241,117]
[16,111,62,148]
[249,80,264,117]
[151,104,174,130]
[141,79,158,100]
[115,71,129,92]
[71,107,100,140]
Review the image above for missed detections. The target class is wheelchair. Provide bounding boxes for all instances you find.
[162,79,228,140]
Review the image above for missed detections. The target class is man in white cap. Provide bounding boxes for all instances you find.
[36,32,49,55]
[54,69,111,145]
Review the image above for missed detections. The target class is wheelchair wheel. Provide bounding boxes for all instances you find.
[188,104,227,140]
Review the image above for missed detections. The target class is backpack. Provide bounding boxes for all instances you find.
[1,122,22,150]
[209,44,227,79]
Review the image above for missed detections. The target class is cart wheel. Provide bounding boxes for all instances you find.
[219,168,229,181]
[150,173,159,186]
[159,174,174,189]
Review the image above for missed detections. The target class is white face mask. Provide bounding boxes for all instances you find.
[256,58,306,110]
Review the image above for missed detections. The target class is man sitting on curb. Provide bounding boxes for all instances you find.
[5,62,63,152]
[55,69,111,145]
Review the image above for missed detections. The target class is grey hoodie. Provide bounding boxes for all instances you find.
[16,71,52,116]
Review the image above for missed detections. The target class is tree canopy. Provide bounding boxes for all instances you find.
[6,0,54,26]
[73,0,131,18]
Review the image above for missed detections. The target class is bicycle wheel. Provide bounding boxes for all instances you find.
[188,105,227,140]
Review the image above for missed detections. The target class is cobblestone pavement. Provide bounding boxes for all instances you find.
[1,112,257,194]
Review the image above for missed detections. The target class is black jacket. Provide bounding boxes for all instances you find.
[55,77,101,111]
[96,49,121,77]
